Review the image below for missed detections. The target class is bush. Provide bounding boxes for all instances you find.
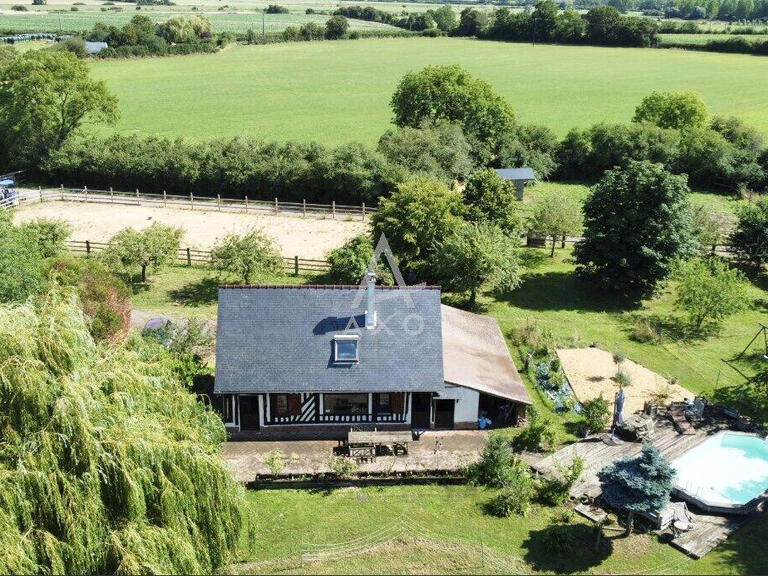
[579,395,610,436]
[538,455,583,505]
[265,4,289,13]
[209,229,283,284]
[514,406,556,452]
[328,455,359,478]
[43,255,130,342]
[486,468,535,517]
[326,234,393,285]
[11,5,28,10]
[630,317,662,344]
[263,449,286,475]
[467,433,516,488]
[325,15,349,39]
[615,370,632,387]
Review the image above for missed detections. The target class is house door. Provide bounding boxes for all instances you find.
[411,393,431,429]
[434,400,455,429]
[239,395,260,431]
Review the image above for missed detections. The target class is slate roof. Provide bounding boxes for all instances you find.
[441,305,531,405]
[215,285,445,394]
[494,167,536,181]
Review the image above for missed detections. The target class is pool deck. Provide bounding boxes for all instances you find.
[524,418,765,558]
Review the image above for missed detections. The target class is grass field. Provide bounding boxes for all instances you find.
[658,33,768,45]
[235,485,768,574]
[87,38,768,145]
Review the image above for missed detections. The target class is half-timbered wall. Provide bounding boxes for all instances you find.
[258,392,410,427]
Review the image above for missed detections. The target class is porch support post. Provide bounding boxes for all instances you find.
[405,392,412,425]
[258,395,265,429]
[368,393,373,423]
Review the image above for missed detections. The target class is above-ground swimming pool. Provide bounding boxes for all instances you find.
[672,431,768,514]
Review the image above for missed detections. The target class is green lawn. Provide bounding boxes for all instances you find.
[235,485,768,574]
[86,38,768,145]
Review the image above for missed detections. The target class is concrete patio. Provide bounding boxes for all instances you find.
[221,430,489,483]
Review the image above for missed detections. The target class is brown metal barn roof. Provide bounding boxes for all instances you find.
[441,305,531,405]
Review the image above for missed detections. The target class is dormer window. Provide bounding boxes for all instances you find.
[334,334,359,362]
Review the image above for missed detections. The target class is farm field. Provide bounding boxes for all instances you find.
[658,33,768,45]
[88,38,768,145]
[11,201,366,258]
[235,485,768,574]
[0,8,400,34]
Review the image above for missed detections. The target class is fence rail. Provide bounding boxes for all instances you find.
[66,240,330,274]
[15,186,373,221]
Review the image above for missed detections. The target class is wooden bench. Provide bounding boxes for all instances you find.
[670,406,696,435]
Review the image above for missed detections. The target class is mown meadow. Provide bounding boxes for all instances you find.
[87,38,768,145]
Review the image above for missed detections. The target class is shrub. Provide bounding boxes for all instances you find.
[209,229,283,284]
[328,455,359,478]
[538,455,583,505]
[264,449,286,475]
[0,212,43,304]
[467,433,516,488]
[514,406,557,452]
[265,3,289,13]
[579,395,610,436]
[43,255,131,342]
[326,234,393,285]
[11,5,28,11]
[325,15,349,39]
[630,317,662,344]
[615,370,632,387]
[486,466,535,517]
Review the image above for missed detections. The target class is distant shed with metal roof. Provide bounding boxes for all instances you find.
[493,167,536,200]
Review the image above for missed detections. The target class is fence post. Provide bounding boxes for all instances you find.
[85,240,91,257]
[712,244,717,255]
[302,199,306,217]
[110,187,114,203]
[274,197,278,215]
[245,196,249,213]
[163,190,167,208]
[136,188,140,205]
[361,202,366,221]
[561,234,566,249]
[217,194,221,211]
[294,255,299,276]
[332,201,336,219]
[38,186,42,203]
[186,247,192,267]
[60,184,64,201]
[83,186,88,202]
[190,192,194,210]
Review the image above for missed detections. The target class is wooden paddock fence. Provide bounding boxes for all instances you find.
[66,240,330,275]
[9,186,373,221]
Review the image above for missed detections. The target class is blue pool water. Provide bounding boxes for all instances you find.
[673,432,768,506]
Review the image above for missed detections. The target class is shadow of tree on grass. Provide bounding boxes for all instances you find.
[522,522,613,573]
[169,276,221,307]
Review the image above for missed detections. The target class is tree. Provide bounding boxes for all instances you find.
[326,234,393,285]
[101,223,183,282]
[390,64,517,154]
[435,222,522,306]
[574,161,696,297]
[729,196,768,272]
[674,257,749,333]
[532,0,559,41]
[633,91,709,131]
[431,5,457,31]
[456,7,488,36]
[324,15,349,39]
[209,228,283,284]
[528,191,582,256]
[467,433,517,488]
[598,444,675,535]
[19,218,71,258]
[463,169,522,234]
[377,122,474,184]
[0,212,42,303]
[371,176,465,275]
[0,50,118,166]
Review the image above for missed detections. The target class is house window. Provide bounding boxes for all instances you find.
[334,335,359,362]
[270,393,301,418]
[324,393,369,415]
[377,392,405,414]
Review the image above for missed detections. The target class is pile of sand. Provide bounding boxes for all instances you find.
[556,347,694,414]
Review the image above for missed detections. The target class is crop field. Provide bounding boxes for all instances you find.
[0,7,400,34]
[87,37,768,145]
[658,33,768,45]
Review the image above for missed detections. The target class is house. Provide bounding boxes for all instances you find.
[493,167,536,200]
[214,275,531,438]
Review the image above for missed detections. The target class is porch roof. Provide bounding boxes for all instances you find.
[440,305,531,405]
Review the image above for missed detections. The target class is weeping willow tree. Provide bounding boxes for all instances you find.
[0,290,243,574]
